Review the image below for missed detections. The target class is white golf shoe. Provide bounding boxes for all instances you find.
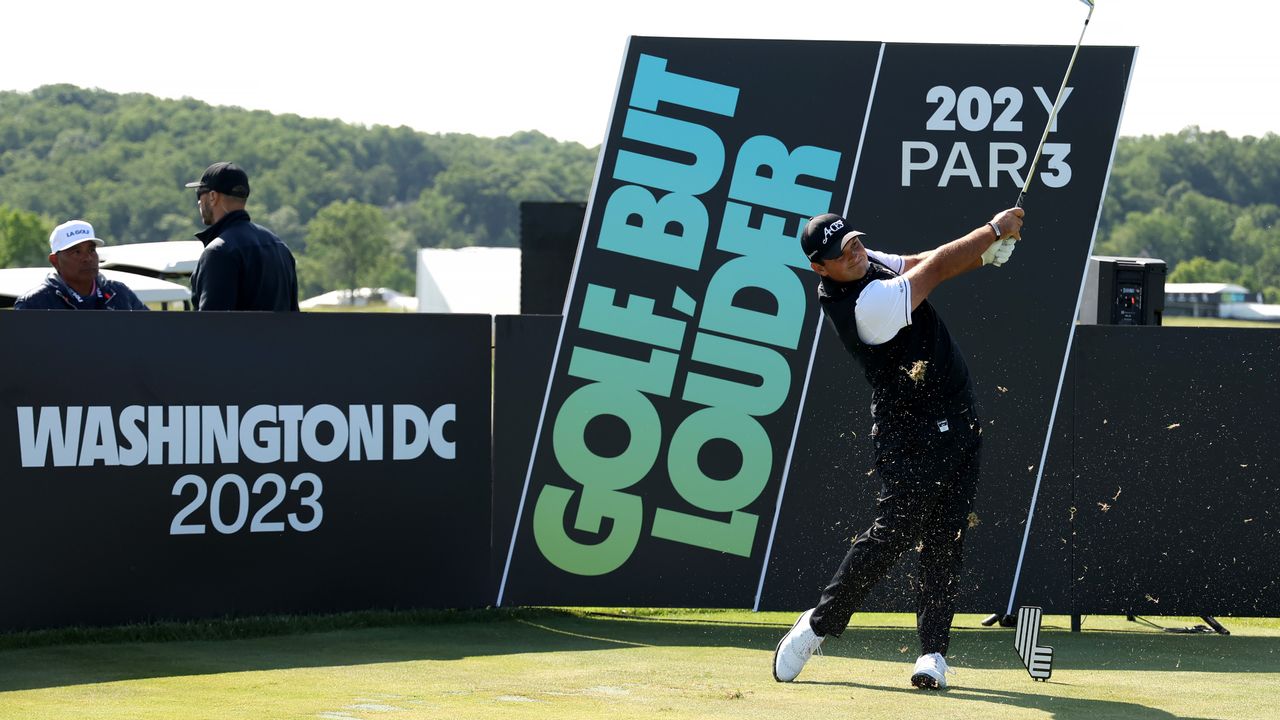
[911,651,951,689]
[773,608,825,682]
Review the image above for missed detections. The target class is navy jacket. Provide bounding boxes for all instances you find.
[13,272,149,311]
[192,210,299,311]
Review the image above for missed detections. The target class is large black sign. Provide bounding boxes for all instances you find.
[500,37,1134,610]
[0,312,492,630]
[499,38,881,606]
[761,42,1136,613]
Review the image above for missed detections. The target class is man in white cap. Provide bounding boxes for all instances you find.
[13,220,147,310]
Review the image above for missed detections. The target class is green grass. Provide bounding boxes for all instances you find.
[0,609,1276,719]
[1161,315,1279,328]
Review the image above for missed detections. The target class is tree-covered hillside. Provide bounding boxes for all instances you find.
[1,86,1277,301]
[1097,128,1280,301]
[0,85,596,295]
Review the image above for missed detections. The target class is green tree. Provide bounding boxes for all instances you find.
[1168,189,1237,261]
[388,188,471,249]
[297,200,400,298]
[1097,208,1189,262]
[1097,130,1280,298]
[1231,203,1280,267]
[0,204,52,268]
[0,85,597,261]
[1242,243,1280,301]
[1168,256,1242,284]
[259,205,306,253]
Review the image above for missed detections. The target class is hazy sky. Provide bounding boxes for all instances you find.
[4,0,1276,146]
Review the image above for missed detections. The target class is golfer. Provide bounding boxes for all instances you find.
[773,207,1024,689]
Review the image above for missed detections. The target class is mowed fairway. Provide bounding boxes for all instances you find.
[0,610,1277,720]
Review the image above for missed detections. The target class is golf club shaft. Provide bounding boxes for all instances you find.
[1003,0,1097,621]
[1017,2,1095,208]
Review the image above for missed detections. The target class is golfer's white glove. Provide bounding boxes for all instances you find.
[992,238,1016,267]
[981,238,1016,267]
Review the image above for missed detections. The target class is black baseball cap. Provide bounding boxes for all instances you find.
[185,162,251,198]
[801,213,864,262]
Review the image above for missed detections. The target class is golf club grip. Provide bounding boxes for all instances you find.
[1016,192,1026,209]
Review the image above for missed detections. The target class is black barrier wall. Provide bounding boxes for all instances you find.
[492,316,1280,617]
[520,202,585,315]
[1071,326,1280,617]
[1,317,1276,629]
[0,312,493,631]
[491,314,563,597]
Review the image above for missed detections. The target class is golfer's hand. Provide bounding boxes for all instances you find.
[990,238,1016,267]
[981,240,1003,266]
[981,237,1016,267]
[990,207,1025,241]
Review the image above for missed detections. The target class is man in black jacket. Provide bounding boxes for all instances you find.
[14,219,148,311]
[186,162,299,311]
[772,207,1023,690]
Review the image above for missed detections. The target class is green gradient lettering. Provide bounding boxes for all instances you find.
[532,484,643,576]
[682,332,790,416]
[628,54,738,116]
[535,379,661,575]
[667,406,772,513]
[616,110,726,195]
[598,184,709,270]
[728,136,840,216]
[579,284,687,350]
[701,255,807,350]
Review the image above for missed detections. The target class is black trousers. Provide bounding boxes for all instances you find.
[809,409,982,656]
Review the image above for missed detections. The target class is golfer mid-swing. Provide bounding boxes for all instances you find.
[773,207,1024,689]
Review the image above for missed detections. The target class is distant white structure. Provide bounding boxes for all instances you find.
[1220,302,1280,322]
[1165,282,1279,322]
[416,246,520,315]
[1165,282,1251,318]
[0,267,192,309]
[299,287,417,311]
[98,240,203,278]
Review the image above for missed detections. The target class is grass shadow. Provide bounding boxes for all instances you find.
[806,680,1216,720]
[572,612,1278,674]
[0,609,1272,694]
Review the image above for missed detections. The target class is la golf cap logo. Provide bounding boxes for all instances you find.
[49,219,102,253]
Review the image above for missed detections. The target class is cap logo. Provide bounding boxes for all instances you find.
[822,218,845,244]
[66,228,89,237]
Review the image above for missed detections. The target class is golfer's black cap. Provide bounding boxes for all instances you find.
[801,213,864,262]
[185,162,251,198]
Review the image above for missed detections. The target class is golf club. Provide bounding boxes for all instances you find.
[983,0,1098,630]
[1017,0,1096,209]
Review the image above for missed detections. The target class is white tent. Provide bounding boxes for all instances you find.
[97,240,203,278]
[299,287,417,311]
[0,267,192,308]
[1222,303,1280,322]
[416,247,520,315]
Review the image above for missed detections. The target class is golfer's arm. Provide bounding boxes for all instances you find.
[902,226,997,309]
[900,246,986,275]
